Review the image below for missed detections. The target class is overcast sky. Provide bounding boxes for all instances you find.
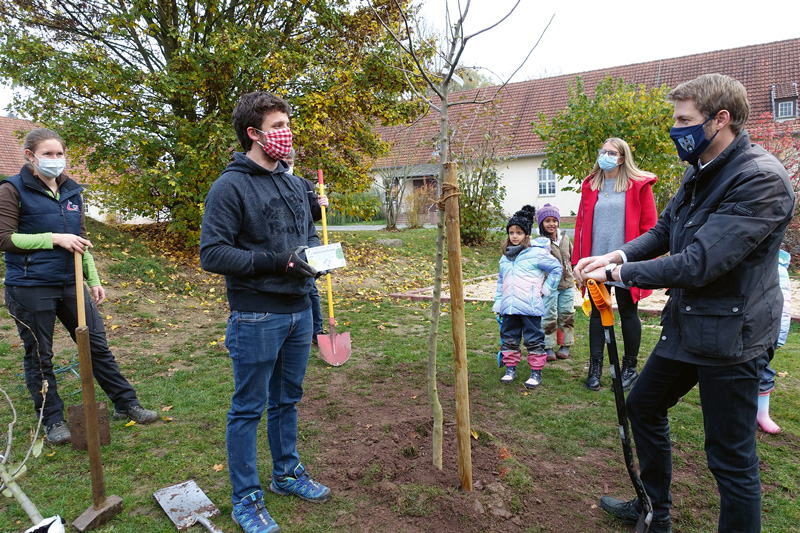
[419,0,799,82]
[2,0,798,116]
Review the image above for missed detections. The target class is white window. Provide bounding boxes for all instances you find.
[777,100,795,118]
[538,168,556,196]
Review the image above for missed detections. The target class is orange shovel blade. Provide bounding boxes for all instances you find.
[318,331,351,366]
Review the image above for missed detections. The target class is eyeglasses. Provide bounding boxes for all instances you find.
[598,149,620,157]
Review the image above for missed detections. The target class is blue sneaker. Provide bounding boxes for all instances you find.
[269,463,331,503]
[231,490,280,533]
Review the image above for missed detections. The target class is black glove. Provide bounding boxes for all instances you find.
[314,269,331,280]
[275,246,318,279]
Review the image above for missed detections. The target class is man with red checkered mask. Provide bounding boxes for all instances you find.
[200,91,330,533]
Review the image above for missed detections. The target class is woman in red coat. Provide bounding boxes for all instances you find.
[573,137,657,392]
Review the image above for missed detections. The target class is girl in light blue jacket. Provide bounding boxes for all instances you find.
[493,206,562,389]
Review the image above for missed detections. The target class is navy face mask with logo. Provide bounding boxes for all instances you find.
[669,114,718,163]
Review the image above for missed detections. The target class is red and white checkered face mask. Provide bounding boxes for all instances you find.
[255,127,293,161]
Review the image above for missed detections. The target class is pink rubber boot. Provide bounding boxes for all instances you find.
[757,392,781,434]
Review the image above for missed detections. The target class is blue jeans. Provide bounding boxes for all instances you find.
[309,282,323,335]
[627,351,767,531]
[225,308,312,502]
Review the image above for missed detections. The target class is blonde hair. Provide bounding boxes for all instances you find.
[589,137,656,193]
[501,231,530,255]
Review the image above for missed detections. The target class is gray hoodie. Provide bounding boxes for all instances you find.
[200,152,320,312]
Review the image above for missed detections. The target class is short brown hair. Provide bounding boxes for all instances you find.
[668,74,750,135]
[232,92,291,151]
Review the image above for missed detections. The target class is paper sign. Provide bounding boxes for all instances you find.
[305,243,347,271]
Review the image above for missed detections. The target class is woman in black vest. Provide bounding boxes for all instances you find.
[0,128,158,445]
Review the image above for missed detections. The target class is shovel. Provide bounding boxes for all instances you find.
[153,480,223,532]
[586,279,653,533]
[315,169,351,366]
[71,252,124,531]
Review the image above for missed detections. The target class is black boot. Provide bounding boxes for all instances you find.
[621,356,639,391]
[585,357,602,391]
[599,496,672,532]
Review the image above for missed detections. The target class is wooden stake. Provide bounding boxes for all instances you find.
[442,162,473,491]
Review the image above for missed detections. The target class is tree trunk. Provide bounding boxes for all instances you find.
[427,82,450,469]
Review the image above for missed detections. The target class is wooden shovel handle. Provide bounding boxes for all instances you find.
[74,251,87,327]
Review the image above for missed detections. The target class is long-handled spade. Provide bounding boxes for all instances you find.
[315,170,351,366]
[71,251,123,531]
[586,279,653,533]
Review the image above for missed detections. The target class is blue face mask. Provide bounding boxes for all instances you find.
[669,115,718,162]
[597,154,619,171]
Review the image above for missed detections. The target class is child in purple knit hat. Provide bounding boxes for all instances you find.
[537,204,575,361]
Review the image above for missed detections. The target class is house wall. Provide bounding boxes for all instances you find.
[498,155,581,217]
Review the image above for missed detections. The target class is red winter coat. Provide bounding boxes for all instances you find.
[572,173,658,303]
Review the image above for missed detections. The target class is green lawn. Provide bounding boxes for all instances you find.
[0,223,797,532]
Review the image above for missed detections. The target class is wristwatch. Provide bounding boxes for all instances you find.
[605,263,618,282]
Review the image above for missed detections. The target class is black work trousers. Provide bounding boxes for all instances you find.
[5,284,138,427]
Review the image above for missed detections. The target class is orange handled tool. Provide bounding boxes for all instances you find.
[586,279,653,532]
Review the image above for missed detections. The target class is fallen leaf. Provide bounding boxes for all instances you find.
[110,324,120,330]
[777,371,789,378]
[470,428,478,440]
[411,395,417,399]
[161,405,173,412]
[213,464,225,472]
[125,420,136,427]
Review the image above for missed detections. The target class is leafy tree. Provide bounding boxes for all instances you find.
[0,0,422,241]
[533,76,683,211]
[750,112,800,265]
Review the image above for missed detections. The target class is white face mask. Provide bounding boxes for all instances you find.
[34,155,66,179]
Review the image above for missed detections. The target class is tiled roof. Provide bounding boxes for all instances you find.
[375,38,800,169]
[0,116,35,177]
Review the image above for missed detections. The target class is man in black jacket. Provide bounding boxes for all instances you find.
[575,74,794,532]
[200,92,330,533]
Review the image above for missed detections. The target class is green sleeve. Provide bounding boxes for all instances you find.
[83,250,101,288]
[10,232,54,249]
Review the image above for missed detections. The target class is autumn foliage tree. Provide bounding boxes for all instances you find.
[533,76,683,211]
[0,0,422,241]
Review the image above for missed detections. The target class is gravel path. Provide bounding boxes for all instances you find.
[441,275,800,318]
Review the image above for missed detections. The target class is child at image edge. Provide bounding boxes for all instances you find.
[493,205,562,388]
[537,203,575,361]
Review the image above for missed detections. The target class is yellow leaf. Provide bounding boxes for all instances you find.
[46,450,56,457]
[470,428,478,440]
[161,405,173,412]
[110,324,120,330]
[212,464,225,472]
[210,341,218,346]
[105,315,112,320]
[125,420,136,427]
[411,395,417,399]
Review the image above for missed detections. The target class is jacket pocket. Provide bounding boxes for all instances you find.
[677,295,744,358]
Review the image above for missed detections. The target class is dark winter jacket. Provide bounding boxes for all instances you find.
[619,132,795,365]
[1,167,83,287]
[199,153,320,313]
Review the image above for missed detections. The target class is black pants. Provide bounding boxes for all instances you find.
[589,285,641,361]
[628,351,767,531]
[5,284,138,427]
